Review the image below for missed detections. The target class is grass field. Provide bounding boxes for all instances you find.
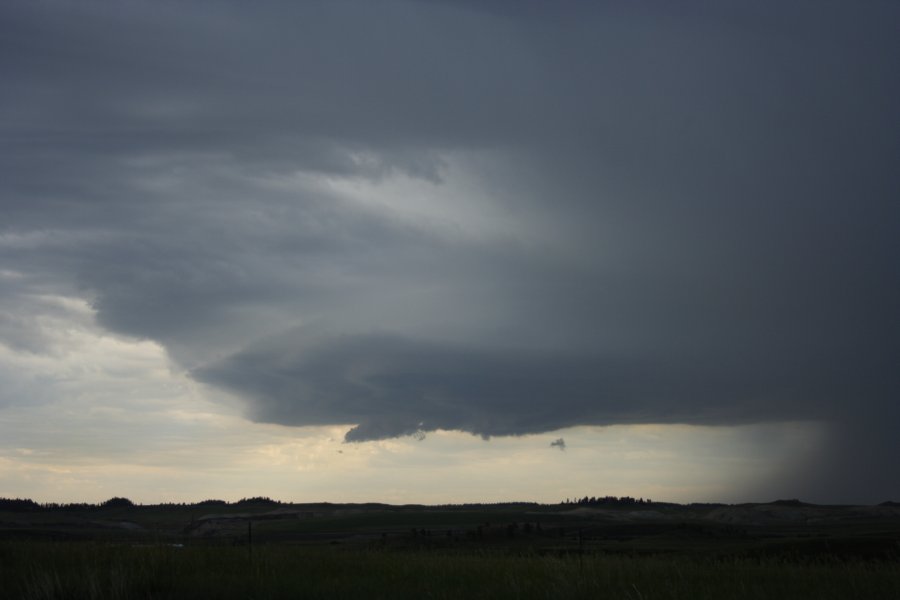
[2,500,898,598]
[3,541,900,600]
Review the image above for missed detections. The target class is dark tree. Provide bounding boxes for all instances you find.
[101,497,134,508]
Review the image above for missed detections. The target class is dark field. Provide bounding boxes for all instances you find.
[2,499,899,599]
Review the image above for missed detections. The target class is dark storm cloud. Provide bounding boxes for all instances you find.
[1,0,898,500]
[193,323,866,442]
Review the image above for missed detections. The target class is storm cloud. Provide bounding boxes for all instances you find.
[1,0,898,500]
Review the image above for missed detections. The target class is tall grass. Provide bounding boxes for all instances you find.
[1,541,898,599]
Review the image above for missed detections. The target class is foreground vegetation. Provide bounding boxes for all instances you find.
[2,541,899,600]
[1,497,898,598]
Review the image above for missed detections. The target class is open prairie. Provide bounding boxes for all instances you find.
[2,499,898,598]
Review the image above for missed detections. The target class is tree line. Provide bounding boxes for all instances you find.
[0,496,283,512]
[562,495,653,506]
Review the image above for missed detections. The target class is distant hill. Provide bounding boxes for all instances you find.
[768,499,810,507]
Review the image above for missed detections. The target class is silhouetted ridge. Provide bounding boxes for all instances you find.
[196,499,228,506]
[234,496,281,506]
[769,499,809,507]
[0,498,41,512]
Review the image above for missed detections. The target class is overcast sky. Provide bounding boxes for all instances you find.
[1,0,897,504]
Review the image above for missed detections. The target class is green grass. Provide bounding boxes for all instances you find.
[2,541,899,599]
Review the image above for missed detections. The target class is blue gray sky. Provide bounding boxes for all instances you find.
[1,0,897,504]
